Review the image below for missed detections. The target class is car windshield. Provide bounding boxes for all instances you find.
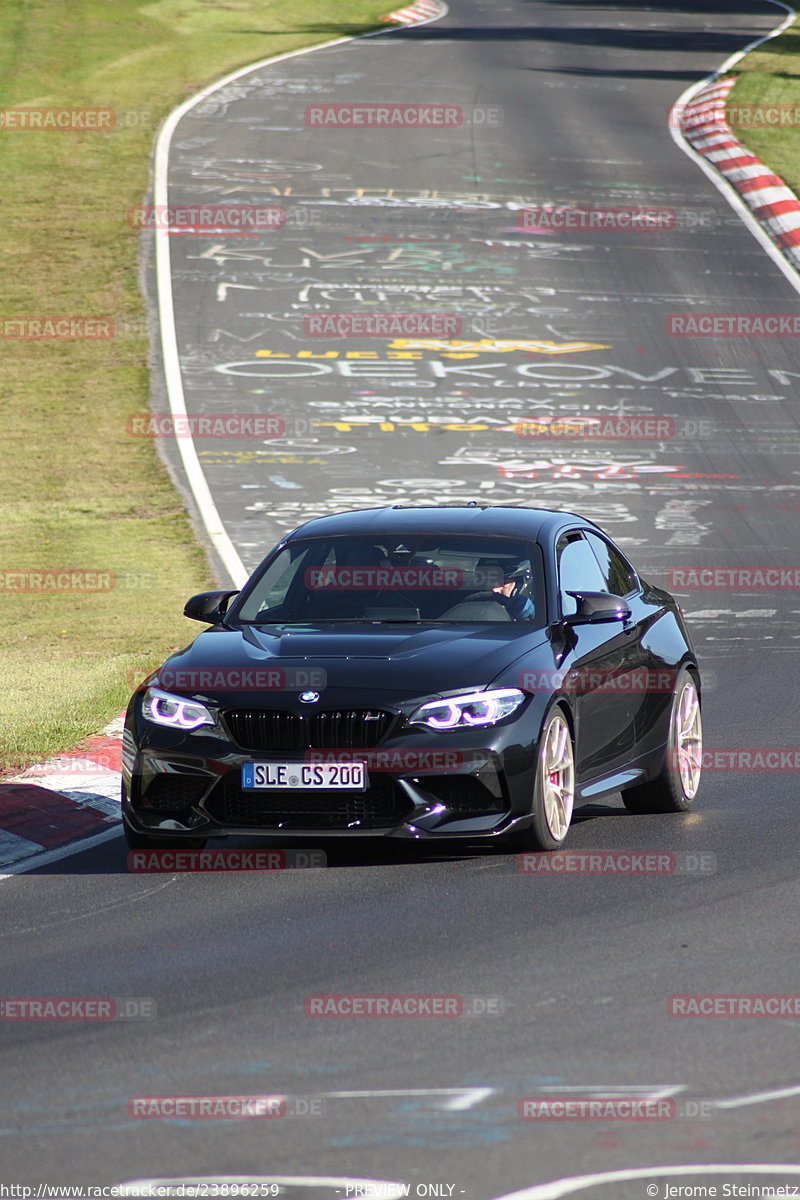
[233,535,546,625]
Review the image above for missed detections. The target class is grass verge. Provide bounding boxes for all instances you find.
[0,0,394,775]
[726,14,800,195]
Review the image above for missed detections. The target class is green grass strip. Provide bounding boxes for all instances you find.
[0,0,393,774]
[726,13,800,195]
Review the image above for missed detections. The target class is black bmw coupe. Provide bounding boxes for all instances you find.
[122,505,703,852]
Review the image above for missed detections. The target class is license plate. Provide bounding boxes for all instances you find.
[241,762,366,790]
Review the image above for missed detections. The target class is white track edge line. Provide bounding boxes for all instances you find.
[497,1165,800,1200]
[669,1,800,296]
[0,826,124,878]
[715,1082,800,1108]
[0,2,450,881]
[152,2,449,590]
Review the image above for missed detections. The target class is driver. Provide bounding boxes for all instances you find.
[490,561,535,620]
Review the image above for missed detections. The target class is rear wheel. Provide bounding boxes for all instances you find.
[508,706,575,852]
[622,667,702,813]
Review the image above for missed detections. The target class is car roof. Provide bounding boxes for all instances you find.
[283,504,597,542]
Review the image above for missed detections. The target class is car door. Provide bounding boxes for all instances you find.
[582,530,655,759]
[556,530,647,783]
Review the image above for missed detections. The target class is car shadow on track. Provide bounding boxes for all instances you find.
[24,799,630,874]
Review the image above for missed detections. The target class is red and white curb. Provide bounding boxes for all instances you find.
[680,74,800,269]
[382,0,444,24]
[0,716,123,870]
[669,2,800,291]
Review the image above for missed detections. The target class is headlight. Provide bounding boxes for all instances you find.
[409,688,526,730]
[142,687,214,731]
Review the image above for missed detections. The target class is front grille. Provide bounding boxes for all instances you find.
[142,775,210,812]
[309,709,393,748]
[222,710,303,752]
[222,708,394,752]
[206,773,413,829]
[419,776,506,814]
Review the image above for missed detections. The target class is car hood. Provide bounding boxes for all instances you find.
[155,622,550,702]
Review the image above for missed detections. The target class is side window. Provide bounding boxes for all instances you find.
[242,544,329,618]
[261,550,307,609]
[584,532,637,597]
[557,533,608,616]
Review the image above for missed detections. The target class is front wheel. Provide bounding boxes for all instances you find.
[508,706,575,852]
[622,667,702,813]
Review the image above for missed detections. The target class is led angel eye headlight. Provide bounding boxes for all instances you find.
[142,687,214,731]
[410,688,525,730]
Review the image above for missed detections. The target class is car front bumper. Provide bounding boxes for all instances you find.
[122,697,547,841]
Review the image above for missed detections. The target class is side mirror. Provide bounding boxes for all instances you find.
[564,591,631,625]
[184,590,239,623]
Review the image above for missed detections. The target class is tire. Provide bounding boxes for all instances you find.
[123,821,207,851]
[507,706,575,852]
[622,667,702,814]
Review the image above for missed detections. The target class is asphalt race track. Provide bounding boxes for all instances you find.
[3,0,800,1193]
